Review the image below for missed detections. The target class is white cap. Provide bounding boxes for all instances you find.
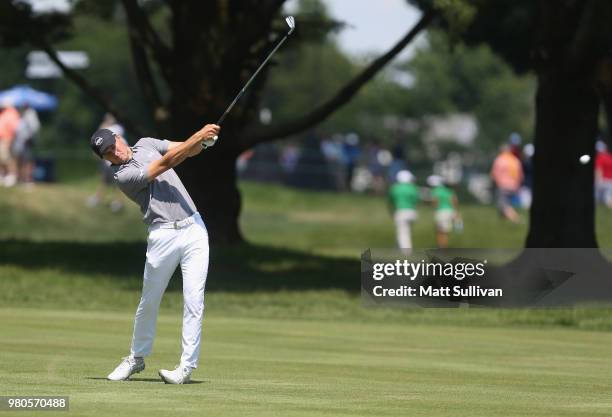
[427,175,443,187]
[396,170,414,183]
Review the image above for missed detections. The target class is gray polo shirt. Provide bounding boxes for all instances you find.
[111,137,197,225]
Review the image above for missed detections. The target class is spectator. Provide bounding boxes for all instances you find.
[288,133,331,189]
[342,133,360,190]
[280,142,300,175]
[428,175,461,248]
[388,142,407,183]
[491,144,523,223]
[366,141,386,194]
[595,140,612,208]
[388,170,420,253]
[0,100,21,187]
[509,132,522,158]
[13,104,40,185]
[320,134,345,191]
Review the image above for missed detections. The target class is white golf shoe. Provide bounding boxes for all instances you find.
[158,364,193,384]
[107,356,145,381]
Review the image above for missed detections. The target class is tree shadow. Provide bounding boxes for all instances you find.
[0,239,357,292]
[85,377,205,384]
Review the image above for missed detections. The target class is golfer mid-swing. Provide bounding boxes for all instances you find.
[90,123,220,384]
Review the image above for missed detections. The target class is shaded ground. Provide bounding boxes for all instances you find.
[0,239,356,292]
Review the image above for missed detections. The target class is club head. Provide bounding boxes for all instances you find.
[285,16,295,35]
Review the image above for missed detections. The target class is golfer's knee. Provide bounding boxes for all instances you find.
[137,295,163,312]
[183,297,204,316]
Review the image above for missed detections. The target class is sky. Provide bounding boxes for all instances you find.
[25,0,70,14]
[287,0,424,60]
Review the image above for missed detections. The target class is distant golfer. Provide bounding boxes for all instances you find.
[428,175,460,248]
[90,122,220,384]
[388,170,420,252]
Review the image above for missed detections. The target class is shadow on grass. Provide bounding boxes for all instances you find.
[0,239,357,292]
[85,377,205,384]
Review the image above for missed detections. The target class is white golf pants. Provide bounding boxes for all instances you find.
[394,209,417,250]
[130,212,209,369]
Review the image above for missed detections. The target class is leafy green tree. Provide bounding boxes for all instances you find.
[1,0,434,243]
[410,0,612,247]
[403,29,534,151]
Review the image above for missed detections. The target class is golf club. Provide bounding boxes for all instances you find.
[205,16,296,146]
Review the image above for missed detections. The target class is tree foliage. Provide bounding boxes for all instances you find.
[409,0,612,247]
[402,29,534,150]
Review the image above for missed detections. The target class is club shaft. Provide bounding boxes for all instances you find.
[216,34,290,125]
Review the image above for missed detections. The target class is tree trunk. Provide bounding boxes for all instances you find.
[135,3,430,244]
[169,102,246,244]
[177,147,243,244]
[525,67,599,247]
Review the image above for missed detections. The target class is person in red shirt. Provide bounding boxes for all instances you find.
[595,140,612,208]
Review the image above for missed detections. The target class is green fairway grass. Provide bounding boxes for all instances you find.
[1,308,611,417]
[1,180,612,416]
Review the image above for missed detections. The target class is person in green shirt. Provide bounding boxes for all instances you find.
[428,175,461,248]
[388,170,420,252]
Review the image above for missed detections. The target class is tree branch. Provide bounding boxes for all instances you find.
[244,9,435,148]
[567,0,599,72]
[120,0,172,83]
[35,38,146,138]
[123,8,169,125]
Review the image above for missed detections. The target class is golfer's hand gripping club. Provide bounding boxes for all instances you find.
[202,114,226,148]
[202,136,218,149]
[199,124,220,149]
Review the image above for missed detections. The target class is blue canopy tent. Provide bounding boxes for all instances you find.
[0,85,58,111]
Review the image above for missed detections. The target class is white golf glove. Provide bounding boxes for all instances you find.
[202,135,218,149]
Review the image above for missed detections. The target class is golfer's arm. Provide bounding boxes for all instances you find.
[147,134,204,180]
[167,140,203,157]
